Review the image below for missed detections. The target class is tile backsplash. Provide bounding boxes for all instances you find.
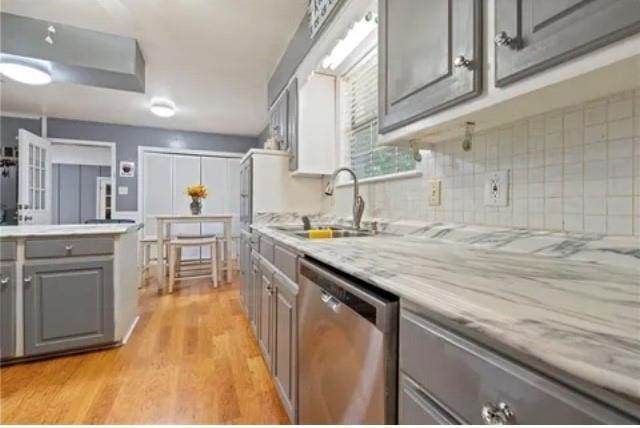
[330,90,640,236]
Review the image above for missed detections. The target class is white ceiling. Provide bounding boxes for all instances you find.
[0,0,307,136]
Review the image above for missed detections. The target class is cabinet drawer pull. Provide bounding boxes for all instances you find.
[24,276,33,285]
[454,55,473,69]
[64,244,74,252]
[0,277,9,285]
[481,402,515,425]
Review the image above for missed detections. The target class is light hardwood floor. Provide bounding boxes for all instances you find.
[0,276,289,424]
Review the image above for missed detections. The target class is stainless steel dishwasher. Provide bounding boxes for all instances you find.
[298,258,398,424]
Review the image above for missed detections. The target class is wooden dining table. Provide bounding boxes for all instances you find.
[155,214,234,293]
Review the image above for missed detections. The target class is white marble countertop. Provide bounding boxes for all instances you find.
[0,223,142,238]
[253,215,640,401]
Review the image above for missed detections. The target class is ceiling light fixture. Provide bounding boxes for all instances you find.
[150,99,176,118]
[0,62,52,85]
[322,12,377,71]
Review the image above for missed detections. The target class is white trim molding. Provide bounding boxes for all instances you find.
[49,138,117,215]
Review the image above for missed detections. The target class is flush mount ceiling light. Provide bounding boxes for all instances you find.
[0,62,52,85]
[150,99,176,118]
[322,12,377,71]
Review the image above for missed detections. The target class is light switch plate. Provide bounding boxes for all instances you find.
[118,186,129,196]
[484,170,509,206]
[428,179,441,206]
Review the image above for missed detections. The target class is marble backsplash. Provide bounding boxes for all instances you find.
[329,90,640,236]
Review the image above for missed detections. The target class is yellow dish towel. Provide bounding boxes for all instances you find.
[307,229,333,239]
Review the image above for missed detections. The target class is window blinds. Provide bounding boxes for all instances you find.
[343,48,415,179]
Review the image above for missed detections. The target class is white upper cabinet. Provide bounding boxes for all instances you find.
[293,73,337,177]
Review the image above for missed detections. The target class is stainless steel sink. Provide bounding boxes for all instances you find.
[273,225,377,239]
[293,229,376,238]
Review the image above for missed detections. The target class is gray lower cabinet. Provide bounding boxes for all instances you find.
[378,0,483,133]
[258,257,275,368]
[399,373,460,425]
[1,263,17,359]
[239,232,252,316]
[399,308,636,424]
[494,0,640,86]
[250,250,261,334]
[23,257,115,356]
[272,271,298,422]
[286,78,298,172]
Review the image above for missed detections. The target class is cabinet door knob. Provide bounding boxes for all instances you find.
[481,402,515,425]
[494,31,519,49]
[0,277,9,285]
[24,276,33,285]
[454,55,473,69]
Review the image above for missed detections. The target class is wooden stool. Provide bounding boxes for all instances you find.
[168,237,218,293]
[138,236,170,288]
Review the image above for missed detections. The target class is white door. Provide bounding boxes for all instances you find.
[143,152,173,240]
[200,156,228,259]
[96,177,113,220]
[18,129,52,224]
[172,154,202,260]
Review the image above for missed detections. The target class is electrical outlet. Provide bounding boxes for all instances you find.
[429,179,441,206]
[484,170,509,206]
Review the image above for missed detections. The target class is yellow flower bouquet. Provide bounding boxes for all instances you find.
[186,184,208,215]
[186,184,208,199]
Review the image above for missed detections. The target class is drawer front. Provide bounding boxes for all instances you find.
[399,373,460,425]
[0,241,17,261]
[400,309,633,424]
[259,237,274,263]
[274,244,297,282]
[26,237,114,259]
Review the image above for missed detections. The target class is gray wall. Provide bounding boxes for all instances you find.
[46,118,259,212]
[52,164,111,224]
[267,0,345,107]
[257,125,270,147]
[0,116,41,224]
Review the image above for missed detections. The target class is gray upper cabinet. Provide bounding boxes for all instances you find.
[269,92,288,149]
[23,257,115,356]
[1,263,16,359]
[272,271,298,422]
[494,0,640,86]
[287,78,298,172]
[378,0,483,133]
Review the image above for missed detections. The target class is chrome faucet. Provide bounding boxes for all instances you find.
[324,167,365,230]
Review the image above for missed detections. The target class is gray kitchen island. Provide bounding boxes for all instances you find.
[0,223,141,362]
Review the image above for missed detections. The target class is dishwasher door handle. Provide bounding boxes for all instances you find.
[320,290,340,312]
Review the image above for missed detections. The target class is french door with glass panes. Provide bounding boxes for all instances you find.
[18,129,52,224]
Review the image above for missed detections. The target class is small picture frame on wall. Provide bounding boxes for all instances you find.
[119,161,135,178]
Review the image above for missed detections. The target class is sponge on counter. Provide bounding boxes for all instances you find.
[307,229,333,239]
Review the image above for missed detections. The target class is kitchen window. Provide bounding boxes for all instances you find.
[342,48,415,179]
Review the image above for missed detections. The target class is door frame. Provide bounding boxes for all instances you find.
[136,145,242,224]
[49,138,117,217]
